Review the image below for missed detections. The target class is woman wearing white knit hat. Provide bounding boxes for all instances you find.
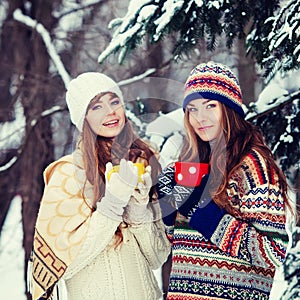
[29,72,171,300]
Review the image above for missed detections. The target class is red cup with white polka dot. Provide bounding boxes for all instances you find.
[174,162,209,187]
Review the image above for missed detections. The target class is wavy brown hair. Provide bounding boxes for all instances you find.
[180,103,293,215]
[78,93,161,246]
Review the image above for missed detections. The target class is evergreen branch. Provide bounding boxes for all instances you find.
[247,90,300,122]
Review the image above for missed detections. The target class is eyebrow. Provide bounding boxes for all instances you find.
[187,99,212,107]
[91,94,119,104]
[203,99,211,104]
[89,99,103,107]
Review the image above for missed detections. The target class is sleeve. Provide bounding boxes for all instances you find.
[156,165,178,228]
[127,202,171,270]
[190,151,289,269]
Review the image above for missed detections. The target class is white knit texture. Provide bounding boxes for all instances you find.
[62,211,170,300]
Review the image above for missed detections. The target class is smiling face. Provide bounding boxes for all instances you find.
[85,92,125,138]
[186,99,222,142]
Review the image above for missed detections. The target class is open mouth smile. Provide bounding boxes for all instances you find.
[103,119,119,127]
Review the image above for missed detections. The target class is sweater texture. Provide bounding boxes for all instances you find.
[166,150,289,300]
[29,149,170,300]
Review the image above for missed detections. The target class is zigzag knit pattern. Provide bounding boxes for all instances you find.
[183,62,244,117]
[185,73,241,107]
[166,150,288,300]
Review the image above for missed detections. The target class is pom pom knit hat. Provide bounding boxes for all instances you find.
[66,72,124,131]
[183,61,245,117]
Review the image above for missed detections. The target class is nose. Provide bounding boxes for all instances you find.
[193,108,206,122]
[104,103,116,115]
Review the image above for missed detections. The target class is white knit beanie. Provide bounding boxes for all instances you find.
[66,72,124,131]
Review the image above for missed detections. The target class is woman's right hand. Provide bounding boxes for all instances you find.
[97,159,138,221]
[105,159,138,202]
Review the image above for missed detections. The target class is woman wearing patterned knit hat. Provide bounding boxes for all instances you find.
[29,72,170,300]
[156,61,293,299]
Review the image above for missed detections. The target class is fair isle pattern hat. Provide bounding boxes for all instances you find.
[183,61,245,117]
[66,72,124,131]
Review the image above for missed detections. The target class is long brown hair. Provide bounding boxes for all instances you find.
[180,103,292,215]
[79,93,161,245]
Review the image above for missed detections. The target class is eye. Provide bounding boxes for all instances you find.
[111,98,121,106]
[91,103,103,110]
[206,102,217,109]
[187,106,197,113]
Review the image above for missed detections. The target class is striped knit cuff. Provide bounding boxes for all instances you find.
[189,201,225,240]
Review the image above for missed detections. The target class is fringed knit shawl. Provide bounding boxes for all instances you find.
[30,151,94,300]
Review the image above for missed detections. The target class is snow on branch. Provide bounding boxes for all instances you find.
[0,105,65,172]
[118,68,156,86]
[153,0,185,41]
[259,0,300,80]
[0,156,18,172]
[272,113,295,154]
[267,0,300,52]
[246,89,300,121]
[13,9,71,88]
[98,0,159,64]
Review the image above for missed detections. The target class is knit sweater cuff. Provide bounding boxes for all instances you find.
[189,201,225,240]
[159,200,177,226]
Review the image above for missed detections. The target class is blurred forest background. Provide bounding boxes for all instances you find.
[0,0,299,299]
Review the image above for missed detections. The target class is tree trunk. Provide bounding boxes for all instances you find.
[0,0,26,122]
[236,37,257,106]
[0,1,62,298]
[0,0,31,230]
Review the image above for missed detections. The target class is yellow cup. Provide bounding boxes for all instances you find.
[107,162,145,183]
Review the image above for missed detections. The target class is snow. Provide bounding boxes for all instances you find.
[0,156,18,172]
[118,68,157,86]
[0,100,25,171]
[207,0,223,10]
[146,108,184,166]
[13,9,71,88]
[246,68,300,119]
[153,0,184,41]
[194,0,204,7]
[0,100,25,150]
[98,0,158,63]
[1,0,299,298]
[0,195,26,300]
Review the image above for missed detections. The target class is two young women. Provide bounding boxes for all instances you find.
[30,61,292,300]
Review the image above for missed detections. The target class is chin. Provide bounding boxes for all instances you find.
[100,128,123,138]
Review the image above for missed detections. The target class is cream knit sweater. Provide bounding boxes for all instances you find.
[30,151,170,300]
[63,209,170,300]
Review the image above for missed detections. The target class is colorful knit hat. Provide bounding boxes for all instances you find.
[66,72,124,131]
[183,61,245,117]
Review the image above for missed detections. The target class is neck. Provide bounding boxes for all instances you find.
[209,139,217,150]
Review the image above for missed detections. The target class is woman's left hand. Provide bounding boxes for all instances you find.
[123,166,153,224]
[132,166,152,203]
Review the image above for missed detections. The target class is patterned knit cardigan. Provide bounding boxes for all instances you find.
[166,150,289,300]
